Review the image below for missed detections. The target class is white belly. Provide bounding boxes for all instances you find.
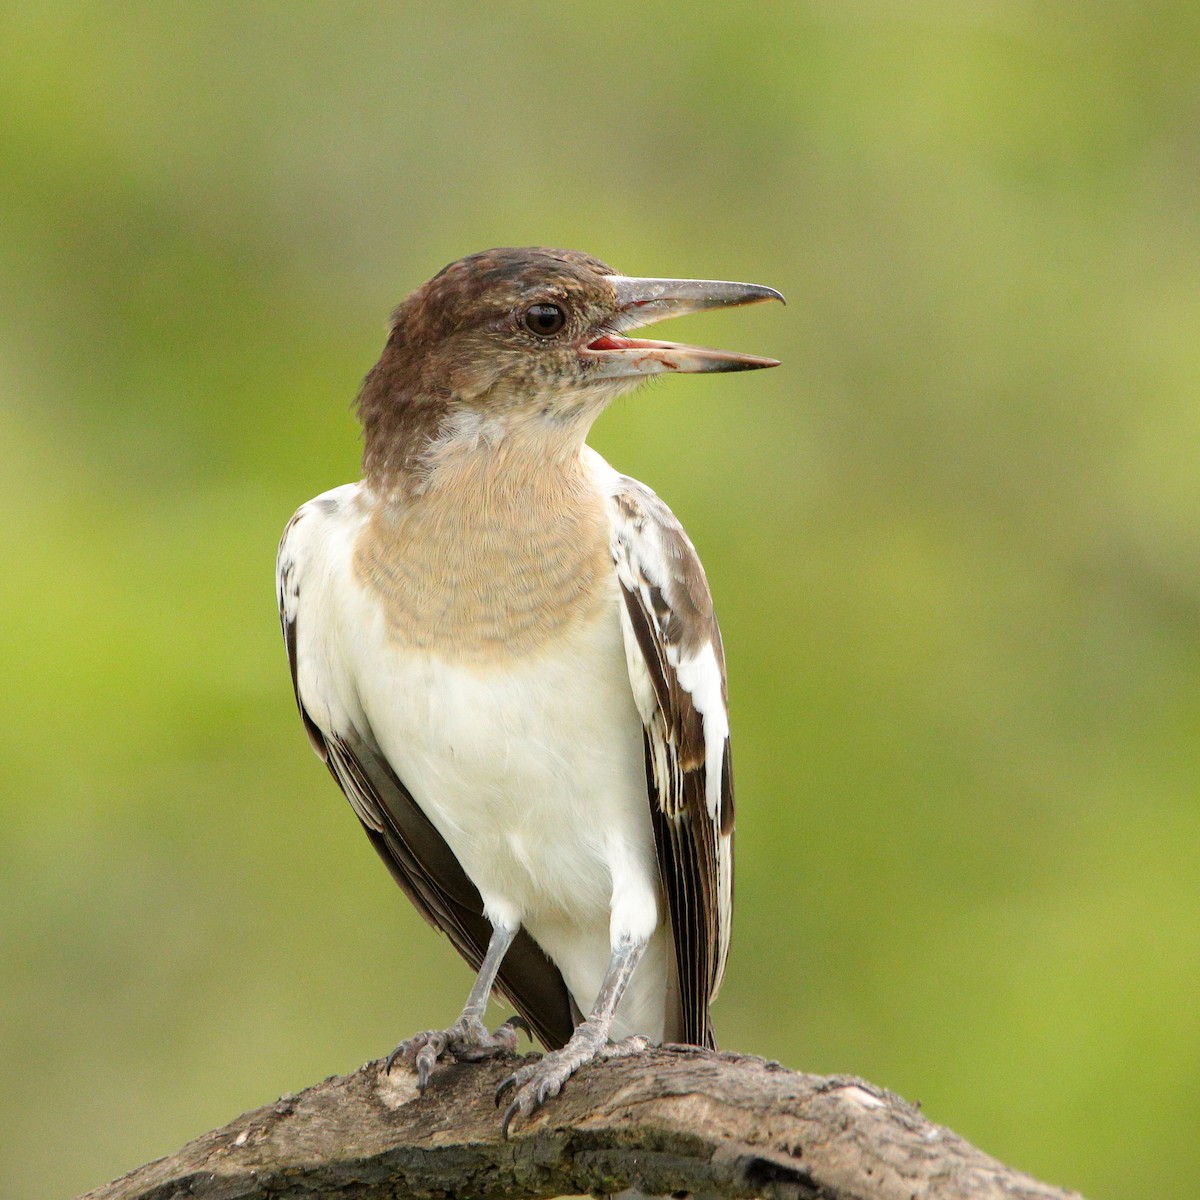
[345,580,668,1041]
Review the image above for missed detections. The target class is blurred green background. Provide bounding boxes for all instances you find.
[2,3,1198,1197]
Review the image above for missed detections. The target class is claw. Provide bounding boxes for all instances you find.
[415,1039,443,1093]
[500,1097,521,1138]
[502,1014,533,1039]
[495,1072,519,1107]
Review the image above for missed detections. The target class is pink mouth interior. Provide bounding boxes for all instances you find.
[587,334,633,351]
[587,335,676,352]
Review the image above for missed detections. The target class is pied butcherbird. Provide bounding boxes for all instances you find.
[276,247,781,1132]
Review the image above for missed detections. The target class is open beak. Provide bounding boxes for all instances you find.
[583,275,784,378]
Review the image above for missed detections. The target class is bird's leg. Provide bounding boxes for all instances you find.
[386,924,528,1092]
[496,934,650,1135]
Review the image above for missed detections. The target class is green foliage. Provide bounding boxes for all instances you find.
[1,4,1197,1197]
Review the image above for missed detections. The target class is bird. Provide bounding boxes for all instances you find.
[276,247,781,1133]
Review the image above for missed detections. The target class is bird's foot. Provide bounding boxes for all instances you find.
[495,1027,651,1136]
[386,1013,530,1093]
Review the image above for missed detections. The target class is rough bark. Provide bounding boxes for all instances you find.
[80,1047,1084,1200]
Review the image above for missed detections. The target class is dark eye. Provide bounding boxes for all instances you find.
[524,303,566,337]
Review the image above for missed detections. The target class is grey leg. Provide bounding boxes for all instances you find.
[387,924,528,1092]
[459,923,518,1026]
[496,934,650,1135]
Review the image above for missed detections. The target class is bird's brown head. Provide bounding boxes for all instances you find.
[357,247,782,483]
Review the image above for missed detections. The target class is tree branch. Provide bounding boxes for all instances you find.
[81,1047,1084,1200]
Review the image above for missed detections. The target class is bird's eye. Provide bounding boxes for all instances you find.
[524,303,566,337]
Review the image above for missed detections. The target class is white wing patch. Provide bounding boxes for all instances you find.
[675,642,729,823]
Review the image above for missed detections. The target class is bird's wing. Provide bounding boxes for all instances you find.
[276,488,576,1051]
[603,471,734,1049]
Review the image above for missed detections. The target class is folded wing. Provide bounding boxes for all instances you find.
[605,475,735,1048]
